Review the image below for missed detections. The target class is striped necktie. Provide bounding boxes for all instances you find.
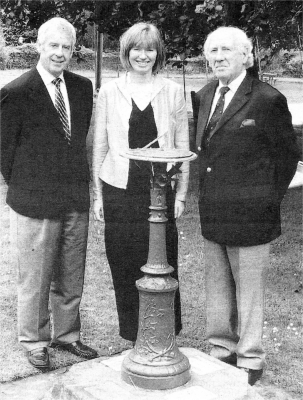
[204,86,230,143]
[52,77,71,144]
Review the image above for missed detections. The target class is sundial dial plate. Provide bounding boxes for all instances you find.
[121,148,197,163]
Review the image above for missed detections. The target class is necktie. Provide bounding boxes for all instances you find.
[204,86,230,143]
[52,77,71,144]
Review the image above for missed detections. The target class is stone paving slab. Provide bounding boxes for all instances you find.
[0,347,265,400]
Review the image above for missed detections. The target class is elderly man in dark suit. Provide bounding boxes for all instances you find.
[1,17,97,369]
[195,27,300,385]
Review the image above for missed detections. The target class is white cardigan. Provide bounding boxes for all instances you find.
[92,74,189,202]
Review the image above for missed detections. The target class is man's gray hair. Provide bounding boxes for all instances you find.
[204,27,254,69]
[37,17,76,49]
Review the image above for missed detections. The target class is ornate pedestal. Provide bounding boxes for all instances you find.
[120,148,197,390]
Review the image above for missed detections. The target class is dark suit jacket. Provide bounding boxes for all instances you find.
[195,74,300,246]
[1,68,93,219]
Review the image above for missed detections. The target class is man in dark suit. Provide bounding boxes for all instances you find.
[1,17,97,369]
[195,27,300,385]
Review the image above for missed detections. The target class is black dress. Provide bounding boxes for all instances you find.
[102,99,182,342]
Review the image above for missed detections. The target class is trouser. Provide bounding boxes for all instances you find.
[204,238,270,370]
[103,182,182,342]
[10,208,89,351]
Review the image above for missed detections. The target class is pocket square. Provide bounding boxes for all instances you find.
[240,119,256,127]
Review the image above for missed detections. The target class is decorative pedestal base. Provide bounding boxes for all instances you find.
[121,275,190,390]
[122,353,190,390]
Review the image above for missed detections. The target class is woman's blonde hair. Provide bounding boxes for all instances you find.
[120,22,165,74]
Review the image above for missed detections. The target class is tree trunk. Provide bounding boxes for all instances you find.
[225,1,259,78]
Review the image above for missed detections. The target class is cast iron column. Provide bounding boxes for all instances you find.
[121,167,191,390]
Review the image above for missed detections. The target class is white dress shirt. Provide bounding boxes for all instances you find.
[36,62,71,129]
[208,70,247,123]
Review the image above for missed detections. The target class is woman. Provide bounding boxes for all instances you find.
[93,22,189,344]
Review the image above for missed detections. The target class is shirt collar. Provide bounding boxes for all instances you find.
[36,61,65,86]
[218,70,247,94]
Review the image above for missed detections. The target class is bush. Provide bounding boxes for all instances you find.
[257,49,303,78]
[5,43,38,69]
[0,26,8,70]
[274,50,303,78]
[0,47,9,70]
[281,53,303,78]
[3,43,96,70]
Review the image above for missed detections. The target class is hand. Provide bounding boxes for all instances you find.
[93,199,104,221]
[174,199,185,219]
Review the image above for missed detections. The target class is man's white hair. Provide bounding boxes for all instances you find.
[204,26,254,69]
[37,17,76,50]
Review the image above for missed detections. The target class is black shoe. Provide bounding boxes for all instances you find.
[218,353,237,366]
[51,340,98,359]
[239,367,263,386]
[210,346,237,366]
[27,347,50,369]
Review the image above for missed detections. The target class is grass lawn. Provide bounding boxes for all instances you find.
[0,74,302,398]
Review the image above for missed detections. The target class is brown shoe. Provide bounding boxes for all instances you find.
[239,367,263,385]
[27,347,50,369]
[51,340,98,359]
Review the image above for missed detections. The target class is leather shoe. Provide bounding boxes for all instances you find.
[217,353,237,366]
[51,340,98,359]
[239,367,263,385]
[210,347,237,366]
[27,347,50,369]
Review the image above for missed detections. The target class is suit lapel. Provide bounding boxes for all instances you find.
[64,71,81,135]
[27,68,64,136]
[116,74,132,104]
[150,75,166,101]
[210,75,253,138]
[196,81,217,148]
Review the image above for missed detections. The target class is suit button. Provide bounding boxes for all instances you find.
[207,167,212,172]
[197,146,201,151]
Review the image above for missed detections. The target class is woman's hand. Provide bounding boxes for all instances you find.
[174,199,185,219]
[93,199,104,221]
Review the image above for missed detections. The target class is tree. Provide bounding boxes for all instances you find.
[147,0,224,61]
[1,0,302,71]
[1,0,95,46]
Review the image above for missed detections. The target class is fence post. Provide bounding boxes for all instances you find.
[95,25,103,91]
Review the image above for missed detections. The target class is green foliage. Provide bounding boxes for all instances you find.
[1,0,95,46]
[0,25,8,69]
[239,0,302,54]
[280,50,303,78]
[148,0,224,60]
[1,1,302,74]
[3,43,96,69]
[5,43,39,69]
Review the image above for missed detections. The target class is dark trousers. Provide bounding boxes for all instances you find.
[103,182,182,342]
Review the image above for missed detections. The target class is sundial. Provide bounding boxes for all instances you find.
[120,147,197,390]
[122,147,197,163]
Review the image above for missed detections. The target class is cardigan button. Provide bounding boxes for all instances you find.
[197,146,201,151]
[207,167,212,172]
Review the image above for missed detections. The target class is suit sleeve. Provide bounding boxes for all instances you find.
[0,87,22,184]
[92,86,108,202]
[85,80,94,135]
[264,93,300,201]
